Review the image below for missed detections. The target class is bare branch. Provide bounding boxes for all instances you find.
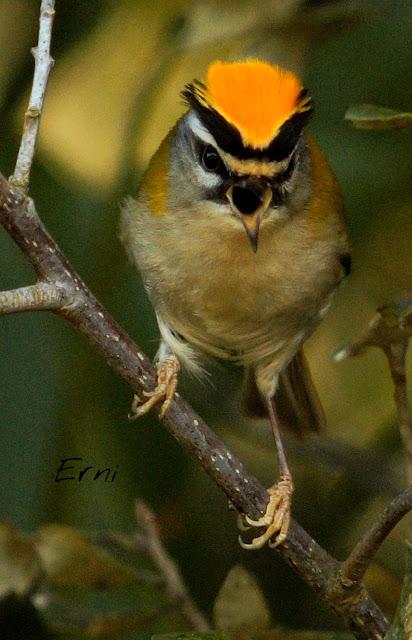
[135,500,211,632]
[339,485,412,589]
[384,341,412,483]
[10,0,55,192]
[335,298,412,486]
[0,282,69,316]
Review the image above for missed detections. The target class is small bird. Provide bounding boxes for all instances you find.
[120,59,350,549]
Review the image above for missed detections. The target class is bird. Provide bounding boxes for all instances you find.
[120,59,350,549]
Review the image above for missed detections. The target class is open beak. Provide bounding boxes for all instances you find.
[226,179,272,253]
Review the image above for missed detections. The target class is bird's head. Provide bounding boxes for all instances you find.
[173,59,313,252]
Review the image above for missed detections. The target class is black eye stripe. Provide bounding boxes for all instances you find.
[189,131,295,207]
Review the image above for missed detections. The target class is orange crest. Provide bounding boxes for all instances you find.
[201,60,310,149]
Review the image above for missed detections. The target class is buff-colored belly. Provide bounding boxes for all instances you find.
[157,227,338,368]
[128,192,342,371]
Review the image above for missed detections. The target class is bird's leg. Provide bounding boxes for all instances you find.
[129,343,180,420]
[239,397,293,550]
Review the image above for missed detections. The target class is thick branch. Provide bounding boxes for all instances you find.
[0,174,388,640]
[339,485,412,590]
[10,0,55,192]
[135,500,210,632]
[0,282,68,316]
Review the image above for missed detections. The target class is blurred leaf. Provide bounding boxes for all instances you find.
[386,543,412,640]
[34,525,136,589]
[85,609,161,637]
[213,565,271,633]
[34,587,165,638]
[183,0,304,48]
[152,630,352,640]
[0,521,200,637]
[40,1,188,190]
[345,104,412,130]
[0,523,42,598]
[260,631,351,640]
[152,634,231,640]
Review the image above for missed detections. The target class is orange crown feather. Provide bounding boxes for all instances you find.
[182,59,313,159]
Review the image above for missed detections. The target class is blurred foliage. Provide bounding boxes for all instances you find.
[153,634,352,640]
[345,104,412,130]
[213,565,271,633]
[0,521,354,639]
[0,520,193,638]
[153,635,229,640]
[0,0,411,637]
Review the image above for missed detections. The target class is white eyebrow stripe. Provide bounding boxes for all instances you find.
[186,112,219,148]
[185,112,225,189]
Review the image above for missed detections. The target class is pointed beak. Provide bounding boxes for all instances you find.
[226,180,272,253]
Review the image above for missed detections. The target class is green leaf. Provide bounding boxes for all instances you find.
[345,104,412,130]
[213,565,271,633]
[34,524,136,589]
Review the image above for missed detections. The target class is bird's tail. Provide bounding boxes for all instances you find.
[242,349,325,435]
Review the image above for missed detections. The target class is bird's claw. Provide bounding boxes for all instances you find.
[238,475,293,550]
[128,355,180,420]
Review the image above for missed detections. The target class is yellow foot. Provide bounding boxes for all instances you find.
[238,475,293,550]
[128,355,180,420]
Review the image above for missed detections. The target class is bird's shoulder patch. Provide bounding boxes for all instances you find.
[140,131,172,215]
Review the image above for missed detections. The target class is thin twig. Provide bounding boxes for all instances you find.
[384,342,412,483]
[0,282,69,316]
[334,297,412,361]
[339,485,412,590]
[135,500,211,632]
[335,298,412,484]
[10,0,55,192]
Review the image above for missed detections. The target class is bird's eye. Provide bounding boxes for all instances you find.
[201,145,223,173]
